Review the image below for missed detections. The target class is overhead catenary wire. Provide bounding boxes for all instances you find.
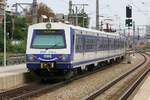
[127,0,150,19]
[61,0,68,4]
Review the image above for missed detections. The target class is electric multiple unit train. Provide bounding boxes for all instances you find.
[26,22,126,79]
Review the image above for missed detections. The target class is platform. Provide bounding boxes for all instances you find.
[133,73,150,100]
[0,64,34,90]
[0,64,27,74]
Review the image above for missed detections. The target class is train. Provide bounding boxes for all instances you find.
[26,22,126,80]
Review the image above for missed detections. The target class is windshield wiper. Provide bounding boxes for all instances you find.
[44,44,61,50]
[51,44,59,48]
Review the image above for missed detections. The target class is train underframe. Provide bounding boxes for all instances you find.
[31,56,124,81]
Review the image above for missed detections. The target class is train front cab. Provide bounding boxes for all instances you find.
[26,23,73,78]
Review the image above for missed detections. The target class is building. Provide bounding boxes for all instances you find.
[145,25,150,39]
[54,13,68,22]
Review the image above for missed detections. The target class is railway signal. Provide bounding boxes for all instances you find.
[126,5,132,18]
[125,5,132,64]
[125,19,132,27]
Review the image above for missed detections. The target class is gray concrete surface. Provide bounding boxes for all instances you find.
[0,64,28,74]
[133,74,150,100]
[0,64,35,90]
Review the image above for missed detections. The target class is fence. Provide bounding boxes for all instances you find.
[0,55,25,66]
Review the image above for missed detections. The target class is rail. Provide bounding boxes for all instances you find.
[119,52,150,100]
[84,53,148,100]
[0,61,120,100]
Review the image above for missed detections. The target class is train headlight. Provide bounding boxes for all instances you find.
[60,55,68,61]
[62,56,66,60]
[27,55,35,61]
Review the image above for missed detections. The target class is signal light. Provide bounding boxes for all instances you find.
[125,19,132,27]
[126,5,132,18]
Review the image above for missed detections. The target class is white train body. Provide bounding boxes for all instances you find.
[26,22,126,75]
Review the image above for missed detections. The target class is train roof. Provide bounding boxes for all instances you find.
[29,22,123,37]
[70,25,119,36]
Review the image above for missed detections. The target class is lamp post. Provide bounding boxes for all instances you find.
[99,15,104,31]
[4,0,6,67]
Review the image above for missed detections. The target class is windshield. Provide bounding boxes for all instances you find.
[31,30,66,49]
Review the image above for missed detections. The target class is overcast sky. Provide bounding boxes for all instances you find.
[7,0,150,28]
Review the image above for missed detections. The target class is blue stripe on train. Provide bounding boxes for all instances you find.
[26,54,71,62]
[27,54,123,71]
[72,54,122,66]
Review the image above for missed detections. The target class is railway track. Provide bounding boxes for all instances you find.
[84,53,150,100]
[0,81,71,100]
[0,61,119,100]
[0,53,148,100]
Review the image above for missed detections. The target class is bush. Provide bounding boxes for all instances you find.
[7,40,26,53]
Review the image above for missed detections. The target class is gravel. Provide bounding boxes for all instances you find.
[31,54,144,100]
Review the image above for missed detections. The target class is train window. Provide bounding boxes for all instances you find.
[109,38,112,50]
[116,39,118,49]
[84,36,97,52]
[31,30,66,49]
[110,38,113,50]
[106,37,108,50]
[104,37,107,50]
[117,39,119,49]
[103,37,105,50]
[100,37,103,50]
[98,37,103,51]
[108,37,110,50]
[76,35,84,52]
[112,38,114,50]
[114,38,116,49]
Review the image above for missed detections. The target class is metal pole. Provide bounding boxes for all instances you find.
[75,7,78,26]
[11,16,15,40]
[69,0,72,15]
[16,3,18,15]
[127,27,131,64]
[137,27,139,40]
[69,0,72,24]
[32,0,37,24]
[133,21,135,55]
[4,0,6,66]
[100,20,103,31]
[96,0,99,30]
[83,17,84,27]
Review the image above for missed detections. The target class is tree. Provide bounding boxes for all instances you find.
[26,3,55,24]
[13,16,27,40]
[37,3,55,22]
[0,25,3,52]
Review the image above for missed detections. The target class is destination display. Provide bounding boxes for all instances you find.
[35,30,64,34]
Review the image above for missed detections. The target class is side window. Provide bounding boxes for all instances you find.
[75,34,84,52]
[98,37,103,51]
[106,37,109,50]
[75,35,80,52]
[84,36,97,52]
[112,38,114,50]
[104,37,106,50]
[110,38,113,50]
[101,37,103,50]
[117,39,119,49]
[114,38,116,49]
